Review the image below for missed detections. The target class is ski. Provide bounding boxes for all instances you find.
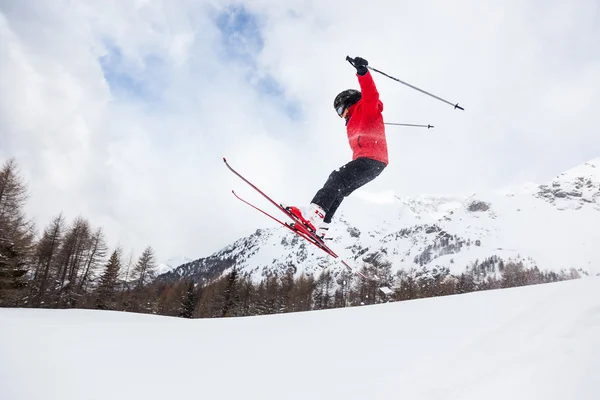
[223,158,328,246]
[231,189,336,257]
[231,189,372,280]
[224,157,385,287]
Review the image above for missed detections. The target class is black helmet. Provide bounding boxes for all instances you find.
[333,89,361,115]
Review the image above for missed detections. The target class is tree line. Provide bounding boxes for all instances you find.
[0,158,157,310]
[139,254,582,319]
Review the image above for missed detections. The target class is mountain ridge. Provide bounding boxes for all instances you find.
[158,158,600,284]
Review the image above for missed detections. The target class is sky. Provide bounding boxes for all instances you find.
[1,0,599,262]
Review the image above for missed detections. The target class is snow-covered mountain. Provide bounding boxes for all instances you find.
[155,256,194,275]
[160,158,600,283]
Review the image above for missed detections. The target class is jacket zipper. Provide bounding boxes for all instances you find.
[357,135,362,148]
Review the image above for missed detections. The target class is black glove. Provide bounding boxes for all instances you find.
[351,56,368,76]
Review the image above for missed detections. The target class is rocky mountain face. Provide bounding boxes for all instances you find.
[534,159,600,210]
[157,158,600,284]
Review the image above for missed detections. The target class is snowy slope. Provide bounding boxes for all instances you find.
[1,277,599,400]
[163,158,600,283]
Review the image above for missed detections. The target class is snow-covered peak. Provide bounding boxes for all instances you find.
[397,195,464,222]
[155,256,194,275]
[556,157,600,182]
[346,190,464,230]
[160,158,600,285]
[535,158,600,210]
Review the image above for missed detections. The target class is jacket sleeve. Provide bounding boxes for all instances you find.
[357,70,379,109]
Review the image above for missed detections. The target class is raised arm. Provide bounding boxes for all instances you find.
[357,70,379,107]
[348,56,379,108]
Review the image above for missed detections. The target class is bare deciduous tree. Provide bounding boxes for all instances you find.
[77,228,107,295]
[30,214,65,307]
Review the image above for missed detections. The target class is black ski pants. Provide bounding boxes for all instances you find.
[311,157,386,223]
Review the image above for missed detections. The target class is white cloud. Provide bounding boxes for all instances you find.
[1,0,599,262]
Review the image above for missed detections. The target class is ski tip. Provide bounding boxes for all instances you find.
[223,157,227,162]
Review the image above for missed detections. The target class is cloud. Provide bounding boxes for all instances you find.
[1,0,599,262]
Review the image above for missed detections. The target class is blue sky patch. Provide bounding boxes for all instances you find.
[99,41,164,103]
[214,5,303,121]
[215,5,264,63]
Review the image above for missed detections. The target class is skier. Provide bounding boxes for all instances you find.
[289,56,388,239]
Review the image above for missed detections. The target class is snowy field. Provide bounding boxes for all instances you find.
[2,277,599,400]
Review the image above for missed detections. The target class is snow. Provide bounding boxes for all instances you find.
[379,286,393,295]
[155,255,193,275]
[1,277,599,400]
[559,157,600,181]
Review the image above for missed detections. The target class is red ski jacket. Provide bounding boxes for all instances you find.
[345,70,388,165]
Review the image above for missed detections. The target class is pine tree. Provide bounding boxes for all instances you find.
[179,280,197,318]
[356,264,381,305]
[221,268,239,317]
[333,270,354,308]
[279,271,295,312]
[253,280,268,315]
[314,269,334,310]
[131,246,157,291]
[394,269,419,300]
[263,274,280,314]
[94,249,122,310]
[456,271,475,294]
[238,276,256,316]
[0,158,35,306]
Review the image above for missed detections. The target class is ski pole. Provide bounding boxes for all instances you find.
[384,123,434,129]
[369,65,464,110]
[346,56,464,111]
